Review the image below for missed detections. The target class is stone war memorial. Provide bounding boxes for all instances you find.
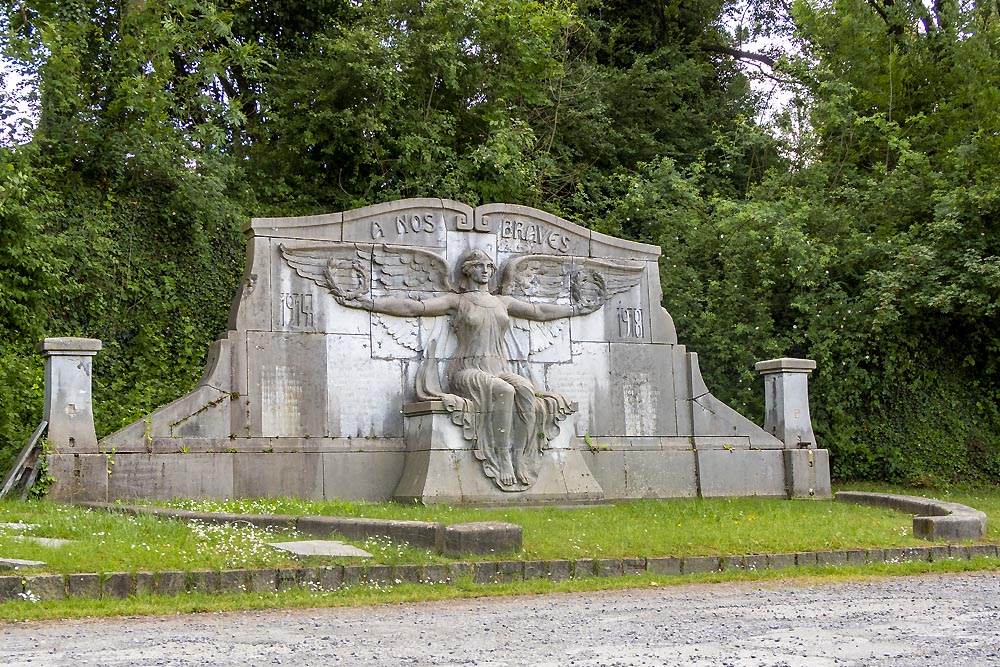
[43,199,831,504]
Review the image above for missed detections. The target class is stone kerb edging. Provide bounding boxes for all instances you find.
[835,492,988,541]
[76,503,523,556]
[2,544,998,603]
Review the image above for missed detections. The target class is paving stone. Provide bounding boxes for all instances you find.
[647,557,681,576]
[969,544,998,559]
[927,546,951,562]
[883,548,904,563]
[744,555,767,572]
[0,557,46,570]
[522,560,549,581]
[23,574,65,601]
[268,540,372,558]
[495,561,522,584]
[420,564,448,584]
[157,571,189,596]
[342,565,365,587]
[0,575,22,601]
[191,570,220,594]
[319,565,344,590]
[247,569,276,593]
[949,545,971,560]
[844,550,867,565]
[364,565,393,585]
[722,555,746,570]
[473,561,498,584]
[794,552,818,567]
[865,548,887,564]
[101,572,132,598]
[69,573,100,598]
[220,569,248,594]
[276,568,300,591]
[816,551,848,567]
[134,572,155,596]
[393,564,421,584]
[902,547,932,562]
[548,560,573,582]
[446,562,474,583]
[596,559,624,577]
[766,553,795,570]
[622,558,646,576]
[682,556,721,575]
[573,558,596,578]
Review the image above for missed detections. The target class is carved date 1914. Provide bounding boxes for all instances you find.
[281,292,315,329]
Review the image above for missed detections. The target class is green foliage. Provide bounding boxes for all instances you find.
[2,0,998,487]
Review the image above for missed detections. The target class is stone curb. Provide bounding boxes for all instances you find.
[2,544,997,603]
[835,492,988,541]
[76,502,521,556]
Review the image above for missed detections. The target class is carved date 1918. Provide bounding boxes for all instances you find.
[281,292,315,329]
[617,306,644,339]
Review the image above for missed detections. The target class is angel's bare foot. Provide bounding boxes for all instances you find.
[499,459,516,487]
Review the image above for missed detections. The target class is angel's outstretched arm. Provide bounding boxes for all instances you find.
[502,296,600,322]
[340,293,456,317]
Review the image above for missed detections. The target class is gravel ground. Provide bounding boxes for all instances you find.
[3,572,1000,667]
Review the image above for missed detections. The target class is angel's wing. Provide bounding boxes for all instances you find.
[279,243,372,299]
[500,255,645,303]
[371,244,452,299]
[279,243,453,300]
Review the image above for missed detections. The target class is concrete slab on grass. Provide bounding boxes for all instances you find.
[268,540,372,558]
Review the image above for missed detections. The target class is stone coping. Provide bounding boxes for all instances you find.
[1,544,998,603]
[77,502,522,556]
[835,492,988,541]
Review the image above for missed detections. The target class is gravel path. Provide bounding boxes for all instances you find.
[3,572,1000,667]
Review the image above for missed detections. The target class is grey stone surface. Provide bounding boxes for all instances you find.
[682,556,721,575]
[784,448,832,499]
[647,557,682,576]
[767,553,796,570]
[573,558,596,578]
[297,516,443,551]
[596,558,624,577]
[220,569,248,594]
[90,199,829,504]
[36,337,101,453]
[101,572,132,598]
[548,560,573,582]
[191,570,221,594]
[696,449,786,498]
[443,521,522,556]
[522,560,549,580]
[755,358,817,448]
[837,491,987,541]
[157,571,188,595]
[246,569,276,593]
[0,557,46,569]
[0,574,22,600]
[23,574,65,601]
[68,573,100,597]
[421,564,448,584]
[12,536,74,548]
[268,540,372,558]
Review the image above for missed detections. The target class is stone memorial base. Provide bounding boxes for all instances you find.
[394,402,604,505]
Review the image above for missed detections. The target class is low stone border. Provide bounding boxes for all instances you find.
[835,492,988,541]
[1,544,997,603]
[76,502,522,556]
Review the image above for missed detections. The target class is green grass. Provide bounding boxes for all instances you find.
[159,494,942,559]
[1,486,999,621]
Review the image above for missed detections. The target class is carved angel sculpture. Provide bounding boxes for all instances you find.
[280,243,644,492]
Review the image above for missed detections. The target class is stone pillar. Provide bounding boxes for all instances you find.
[754,357,817,449]
[36,338,102,453]
[755,357,830,499]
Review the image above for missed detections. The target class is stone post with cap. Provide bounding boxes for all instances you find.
[755,357,831,498]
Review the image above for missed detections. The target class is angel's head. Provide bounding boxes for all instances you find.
[459,249,497,289]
